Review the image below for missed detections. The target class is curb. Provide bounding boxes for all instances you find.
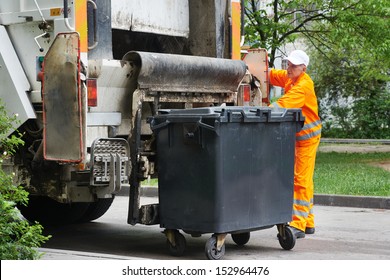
[320,138,390,144]
[38,248,149,260]
[119,187,390,210]
[314,194,390,209]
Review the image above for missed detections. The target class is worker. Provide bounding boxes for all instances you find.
[269,50,322,239]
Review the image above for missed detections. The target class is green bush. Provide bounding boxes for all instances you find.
[0,100,50,260]
[320,91,390,139]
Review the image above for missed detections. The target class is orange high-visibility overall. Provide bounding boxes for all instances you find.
[269,69,322,232]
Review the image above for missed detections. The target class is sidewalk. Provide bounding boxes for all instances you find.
[38,248,147,260]
[36,200,390,260]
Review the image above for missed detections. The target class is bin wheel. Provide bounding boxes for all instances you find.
[205,236,225,260]
[166,231,186,256]
[277,226,296,250]
[231,232,250,246]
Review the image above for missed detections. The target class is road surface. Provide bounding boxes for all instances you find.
[39,196,390,260]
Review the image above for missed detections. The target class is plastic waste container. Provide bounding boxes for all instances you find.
[149,106,304,259]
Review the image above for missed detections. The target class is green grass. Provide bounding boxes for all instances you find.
[141,178,158,187]
[314,152,390,196]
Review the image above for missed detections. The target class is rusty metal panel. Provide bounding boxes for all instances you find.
[111,0,189,37]
[43,32,83,162]
[242,49,270,103]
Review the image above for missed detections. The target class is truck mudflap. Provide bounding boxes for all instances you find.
[42,32,83,162]
[122,51,247,93]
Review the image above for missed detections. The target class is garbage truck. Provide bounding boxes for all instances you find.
[0,0,270,226]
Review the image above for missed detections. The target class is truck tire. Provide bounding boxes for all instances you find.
[78,197,115,222]
[18,197,90,226]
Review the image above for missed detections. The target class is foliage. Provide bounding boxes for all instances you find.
[244,0,390,68]
[309,24,390,139]
[319,91,390,139]
[350,93,390,139]
[0,101,50,260]
[244,0,390,138]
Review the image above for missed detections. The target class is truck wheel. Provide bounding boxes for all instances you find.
[78,197,115,222]
[18,197,90,226]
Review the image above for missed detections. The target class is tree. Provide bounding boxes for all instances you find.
[244,0,389,70]
[307,1,390,138]
[0,100,50,259]
[244,0,390,138]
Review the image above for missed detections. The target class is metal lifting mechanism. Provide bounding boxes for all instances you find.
[122,51,247,227]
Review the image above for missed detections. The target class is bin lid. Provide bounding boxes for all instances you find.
[152,106,304,124]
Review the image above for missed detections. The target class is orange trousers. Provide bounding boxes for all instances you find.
[290,136,320,232]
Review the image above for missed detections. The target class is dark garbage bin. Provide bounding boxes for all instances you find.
[149,106,304,259]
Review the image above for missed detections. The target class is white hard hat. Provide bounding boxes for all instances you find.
[287,50,309,67]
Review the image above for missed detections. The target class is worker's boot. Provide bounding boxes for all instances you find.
[305,227,315,234]
[289,226,305,239]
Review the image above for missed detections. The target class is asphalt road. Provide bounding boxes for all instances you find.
[39,196,390,260]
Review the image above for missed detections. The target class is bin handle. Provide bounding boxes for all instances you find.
[271,108,288,118]
[150,120,171,131]
[150,119,216,132]
[197,119,216,132]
